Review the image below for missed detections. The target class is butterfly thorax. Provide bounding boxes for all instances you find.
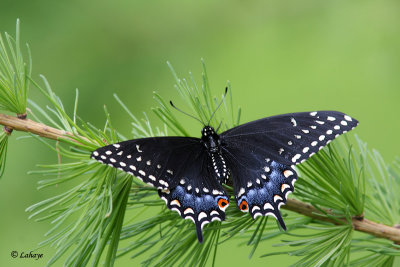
[201,126,229,183]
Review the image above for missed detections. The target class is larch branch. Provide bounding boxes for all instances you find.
[1,113,399,244]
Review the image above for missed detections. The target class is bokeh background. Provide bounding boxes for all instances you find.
[1,0,399,266]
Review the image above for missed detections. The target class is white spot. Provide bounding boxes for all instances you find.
[309,152,315,157]
[117,167,123,171]
[211,217,221,222]
[198,212,207,221]
[264,166,270,172]
[212,189,222,195]
[278,202,285,210]
[265,212,278,220]
[185,216,195,223]
[203,187,209,193]
[136,156,142,162]
[247,182,253,188]
[327,140,332,144]
[327,116,336,121]
[252,206,260,213]
[149,175,156,181]
[101,155,106,160]
[187,185,192,191]
[310,125,317,129]
[210,210,219,216]
[274,195,283,202]
[97,160,104,163]
[291,154,301,163]
[171,208,181,215]
[161,196,168,205]
[127,155,132,159]
[256,178,261,184]
[139,170,146,176]
[127,171,134,176]
[265,158,271,162]
[316,120,325,125]
[201,220,210,230]
[294,135,301,139]
[136,145,142,152]
[110,158,116,163]
[93,151,99,156]
[180,179,185,185]
[288,141,293,145]
[184,208,194,214]
[279,148,284,155]
[285,190,293,199]
[170,199,181,207]
[253,212,262,219]
[302,129,310,134]
[283,170,293,178]
[120,162,126,167]
[341,120,348,126]
[117,151,123,156]
[238,187,245,197]
[334,125,340,130]
[319,135,325,141]
[106,151,112,155]
[303,147,310,153]
[326,130,333,135]
[146,160,151,165]
[281,183,291,192]
[167,170,173,175]
[129,165,136,171]
[344,115,352,121]
[291,118,297,127]
[263,203,274,210]
[261,174,267,180]
[310,112,317,116]
[195,188,200,193]
[311,141,318,146]
[113,144,120,148]
[335,134,340,138]
[319,146,324,150]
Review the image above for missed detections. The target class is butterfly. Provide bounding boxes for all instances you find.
[91,108,358,243]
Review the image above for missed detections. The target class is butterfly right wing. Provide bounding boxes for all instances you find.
[91,137,229,242]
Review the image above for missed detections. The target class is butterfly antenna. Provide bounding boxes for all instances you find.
[216,121,223,133]
[207,87,228,126]
[169,101,205,125]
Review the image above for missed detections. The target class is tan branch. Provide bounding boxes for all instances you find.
[1,113,400,244]
[0,113,89,144]
[284,199,400,244]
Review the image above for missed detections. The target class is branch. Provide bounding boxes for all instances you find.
[1,112,399,244]
[284,199,400,244]
[0,113,89,144]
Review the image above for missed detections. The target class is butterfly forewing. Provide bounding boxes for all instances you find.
[91,136,229,242]
[220,111,358,228]
[221,111,358,165]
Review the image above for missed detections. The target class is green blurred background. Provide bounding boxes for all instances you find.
[1,0,399,266]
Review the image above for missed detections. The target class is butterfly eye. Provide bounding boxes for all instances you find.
[239,200,249,212]
[218,198,229,209]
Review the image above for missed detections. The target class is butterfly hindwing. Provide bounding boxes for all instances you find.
[91,137,229,242]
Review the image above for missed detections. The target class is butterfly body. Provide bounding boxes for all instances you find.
[91,111,358,243]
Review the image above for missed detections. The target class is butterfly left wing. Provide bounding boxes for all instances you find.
[91,137,229,242]
[220,111,358,229]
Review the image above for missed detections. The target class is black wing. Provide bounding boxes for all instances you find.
[220,111,358,228]
[91,137,229,242]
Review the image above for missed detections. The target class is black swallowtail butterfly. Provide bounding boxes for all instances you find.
[91,107,358,243]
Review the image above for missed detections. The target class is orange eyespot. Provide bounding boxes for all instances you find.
[239,200,249,212]
[218,198,229,209]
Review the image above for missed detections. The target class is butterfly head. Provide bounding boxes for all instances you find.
[201,126,221,153]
